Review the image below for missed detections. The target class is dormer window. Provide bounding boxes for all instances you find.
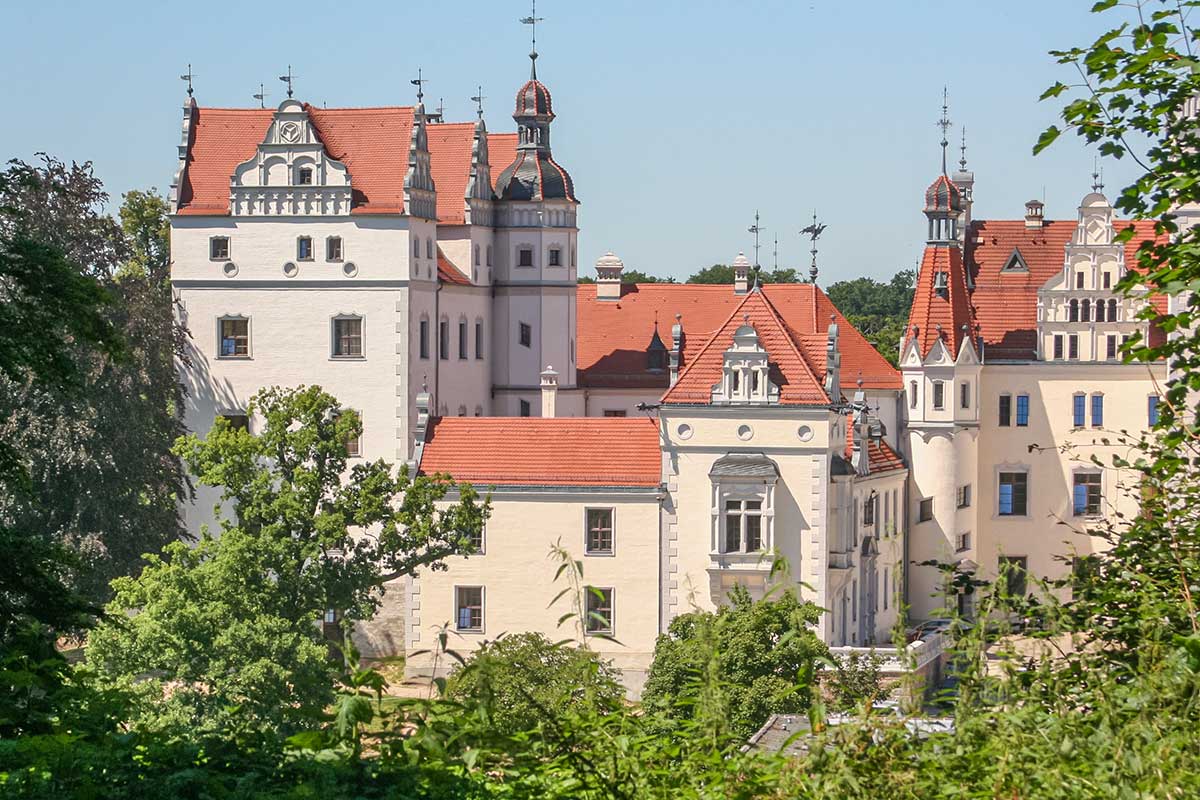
[711,321,779,405]
[647,347,667,372]
[297,166,313,185]
[933,271,948,298]
[731,369,741,394]
[1002,248,1028,272]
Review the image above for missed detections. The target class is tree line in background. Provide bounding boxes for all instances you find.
[3,3,1200,794]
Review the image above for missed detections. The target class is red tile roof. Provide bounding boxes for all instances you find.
[436,248,471,286]
[905,244,974,359]
[176,105,521,218]
[845,424,906,474]
[965,219,1163,360]
[575,283,900,393]
[662,290,829,405]
[418,417,662,487]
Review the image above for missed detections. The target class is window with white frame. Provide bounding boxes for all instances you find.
[218,316,249,358]
[331,316,363,358]
[862,495,876,527]
[455,586,483,631]
[585,587,614,634]
[908,380,917,409]
[426,238,433,259]
[468,523,484,554]
[918,497,933,522]
[336,409,361,458]
[932,380,945,410]
[1073,471,1102,517]
[960,380,970,409]
[957,531,971,552]
[723,498,764,553]
[957,484,972,509]
[297,166,313,185]
[475,321,484,359]
[998,393,1011,426]
[548,246,562,266]
[439,319,449,360]
[210,236,230,260]
[998,471,1029,516]
[518,247,534,267]
[297,236,314,261]
[458,319,468,360]
[585,508,614,554]
[326,236,343,261]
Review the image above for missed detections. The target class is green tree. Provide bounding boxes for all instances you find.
[445,631,625,737]
[642,585,827,738]
[687,263,736,283]
[87,385,487,732]
[577,268,676,284]
[825,270,915,367]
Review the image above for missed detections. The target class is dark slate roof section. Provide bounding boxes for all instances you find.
[494,150,576,201]
[708,452,780,480]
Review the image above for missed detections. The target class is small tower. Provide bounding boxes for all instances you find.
[595,251,624,300]
[732,252,752,294]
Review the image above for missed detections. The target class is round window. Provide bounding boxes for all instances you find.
[798,425,814,442]
[676,423,693,440]
[342,261,358,278]
[222,261,238,277]
[282,261,299,278]
[737,424,753,441]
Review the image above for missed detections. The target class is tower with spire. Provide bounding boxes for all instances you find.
[490,3,583,415]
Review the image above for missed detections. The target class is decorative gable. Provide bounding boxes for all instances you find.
[403,108,437,220]
[230,99,352,216]
[710,318,780,405]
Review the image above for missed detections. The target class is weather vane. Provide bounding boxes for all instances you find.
[521,0,544,78]
[772,234,779,271]
[937,86,952,174]
[959,126,968,172]
[278,65,296,99]
[470,85,486,119]
[1092,156,1105,193]
[180,64,195,98]
[801,211,827,284]
[748,210,766,269]
[253,82,268,108]
[410,67,427,105]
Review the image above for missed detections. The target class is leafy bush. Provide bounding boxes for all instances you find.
[445,631,625,737]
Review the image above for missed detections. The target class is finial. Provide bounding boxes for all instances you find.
[748,211,765,268]
[470,85,486,119]
[435,97,445,120]
[180,64,195,98]
[959,126,968,172]
[937,86,952,175]
[278,65,296,99]
[1091,156,1104,193]
[410,67,427,105]
[857,375,864,388]
[743,313,751,324]
[521,0,544,79]
[253,82,268,108]
[772,234,779,271]
[801,211,827,284]
[675,313,682,321]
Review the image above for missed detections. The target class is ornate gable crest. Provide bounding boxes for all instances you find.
[403,107,437,220]
[710,320,780,405]
[230,99,352,216]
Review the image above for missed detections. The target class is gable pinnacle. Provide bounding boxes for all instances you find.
[180,64,195,98]
[959,126,968,172]
[521,0,544,79]
[278,65,296,99]
[937,87,952,175]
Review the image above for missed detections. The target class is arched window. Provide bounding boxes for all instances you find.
[1108,299,1118,321]
[1069,299,1079,322]
[426,238,433,259]
[1094,300,1105,322]
[413,238,420,258]
[474,244,480,266]
[1081,299,1091,322]
[909,380,918,409]
[486,245,493,267]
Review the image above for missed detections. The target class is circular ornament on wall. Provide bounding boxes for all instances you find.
[282,261,298,278]
[280,122,301,143]
[342,261,358,278]
[737,424,753,441]
[676,423,693,440]
[798,425,814,442]
[222,261,238,278]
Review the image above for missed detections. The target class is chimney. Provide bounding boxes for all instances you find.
[669,313,684,387]
[1024,199,1044,229]
[540,365,559,417]
[732,252,751,294]
[595,252,624,300]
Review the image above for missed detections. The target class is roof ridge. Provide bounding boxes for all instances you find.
[756,288,828,400]
[663,290,760,399]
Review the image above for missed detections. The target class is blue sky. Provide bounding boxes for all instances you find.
[0,1,1126,284]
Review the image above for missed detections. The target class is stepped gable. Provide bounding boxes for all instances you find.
[418,417,661,487]
[966,218,1164,360]
[661,289,829,406]
[575,283,900,391]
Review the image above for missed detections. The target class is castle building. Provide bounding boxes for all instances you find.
[169,52,1163,685]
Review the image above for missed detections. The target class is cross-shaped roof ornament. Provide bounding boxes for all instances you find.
[278,65,296,99]
[520,0,544,78]
[410,67,428,104]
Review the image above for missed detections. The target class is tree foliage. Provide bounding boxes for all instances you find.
[825,270,915,367]
[642,585,827,738]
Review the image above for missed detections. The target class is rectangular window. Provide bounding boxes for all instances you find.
[518,247,534,267]
[1075,272,1084,289]
[1103,272,1111,289]
[960,381,970,409]
[1068,334,1079,360]
[1148,395,1160,426]
[298,166,313,185]
[1106,334,1117,360]
[1016,394,1030,427]
[918,497,934,523]
[219,317,249,358]
[585,508,614,554]
[957,531,971,552]
[332,317,363,358]
[999,556,1028,597]
[998,472,1028,516]
[585,587,614,634]
[932,381,945,410]
[219,413,249,433]
[1073,394,1086,428]
[326,236,343,261]
[956,485,972,509]
[455,586,483,631]
[548,247,562,267]
[1073,472,1102,517]
[603,409,627,417]
[1053,334,1064,360]
[468,524,485,554]
[883,568,889,610]
[519,322,532,348]
[343,417,362,458]
[439,320,449,360]
[908,381,918,409]
[475,322,484,360]
[998,394,1011,427]
[458,321,468,359]
[863,496,876,526]
[519,399,531,417]
[1091,394,1104,427]
[419,320,430,359]
[724,499,763,552]
[210,236,230,260]
[298,236,314,261]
